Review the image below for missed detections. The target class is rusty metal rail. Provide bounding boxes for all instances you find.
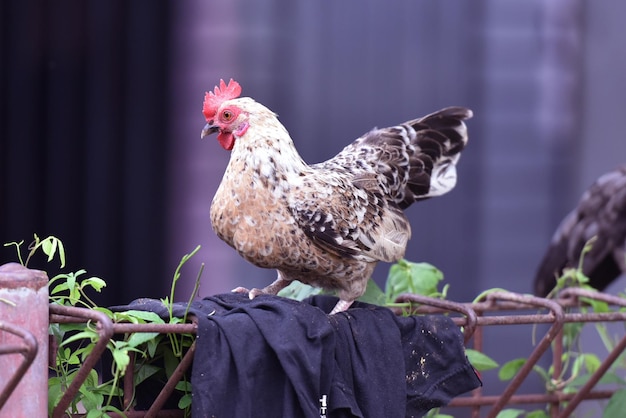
[44,289,626,417]
[48,304,197,418]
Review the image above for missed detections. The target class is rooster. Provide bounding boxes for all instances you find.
[534,166,626,297]
[201,79,472,313]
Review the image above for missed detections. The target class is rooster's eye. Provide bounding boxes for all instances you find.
[222,110,234,121]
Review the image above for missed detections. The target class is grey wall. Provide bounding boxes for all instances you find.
[168,0,626,409]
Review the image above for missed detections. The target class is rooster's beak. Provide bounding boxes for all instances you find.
[201,123,220,139]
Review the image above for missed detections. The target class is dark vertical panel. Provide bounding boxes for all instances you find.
[0,0,48,240]
[82,1,126,280]
[121,1,170,291]
[44,1,87,258]
[0,1,170,306]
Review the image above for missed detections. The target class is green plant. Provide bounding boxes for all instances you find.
[495,238,626,418]
[278,258,449,305]
[5,234,200,417]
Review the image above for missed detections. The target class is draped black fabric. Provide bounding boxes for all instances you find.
[0,1,171,305]
[113,293,481,418]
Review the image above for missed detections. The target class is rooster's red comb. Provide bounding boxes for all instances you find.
[203,78,242,121]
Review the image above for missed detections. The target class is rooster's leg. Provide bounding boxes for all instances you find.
[232,272,291,299]
[329,299,354,314]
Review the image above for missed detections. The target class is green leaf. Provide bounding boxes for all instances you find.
[175,380,193,392]
[57,347,71,362]
[178,393,193,409]
[56,239,66,268]
[74,345,95,362]
[277,280,323,301]
[134,364,161,386]
[499,358,526,381]
[58,323,88,333]
[49,323,65,342]
[67,350,81,365]
[356,279,386,306]
[526,410,550,418]
[163,346,179,378]
[85,410,105,418]
[571,354,584,378]
[582,353,601,374]
[39,236,66,268]
[60,330,98,346]
[127,332,160,348]
[582,297,610,313]
[120,309,166,324]
[604,388,626,418]
[83,277,107,292]
[112,348,130,373]
[466,349,499,371]
[574,270,590,285]
[51,281,70,295]
[496,409,525,418]
[93,306,115,318]
[48,377,64,416]
[79,384,104,411]
[147,334,162,357]
[385,260,444,301]
[41,236,56,262]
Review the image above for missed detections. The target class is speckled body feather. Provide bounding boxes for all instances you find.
[204,91,471,312]
[534,166,626,296]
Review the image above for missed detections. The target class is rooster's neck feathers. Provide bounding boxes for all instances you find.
[228,99,307,177]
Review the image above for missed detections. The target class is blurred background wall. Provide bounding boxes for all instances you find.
[1,0,625,408]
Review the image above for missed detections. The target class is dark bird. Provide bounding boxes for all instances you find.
[201,79,472,313]
[534,166,626,296]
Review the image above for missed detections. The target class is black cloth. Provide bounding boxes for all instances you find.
[116,293,481,418]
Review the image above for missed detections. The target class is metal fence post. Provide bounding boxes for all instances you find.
[0,263,48,417]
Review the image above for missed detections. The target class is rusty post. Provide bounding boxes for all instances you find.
[0,263,48,417]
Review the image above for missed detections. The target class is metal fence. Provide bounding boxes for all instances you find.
[1,289,625,417]
[395,288,626,417]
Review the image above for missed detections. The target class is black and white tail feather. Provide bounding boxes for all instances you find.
[319,106,472,208]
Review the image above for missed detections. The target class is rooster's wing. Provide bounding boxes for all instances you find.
[288,107,471,264]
